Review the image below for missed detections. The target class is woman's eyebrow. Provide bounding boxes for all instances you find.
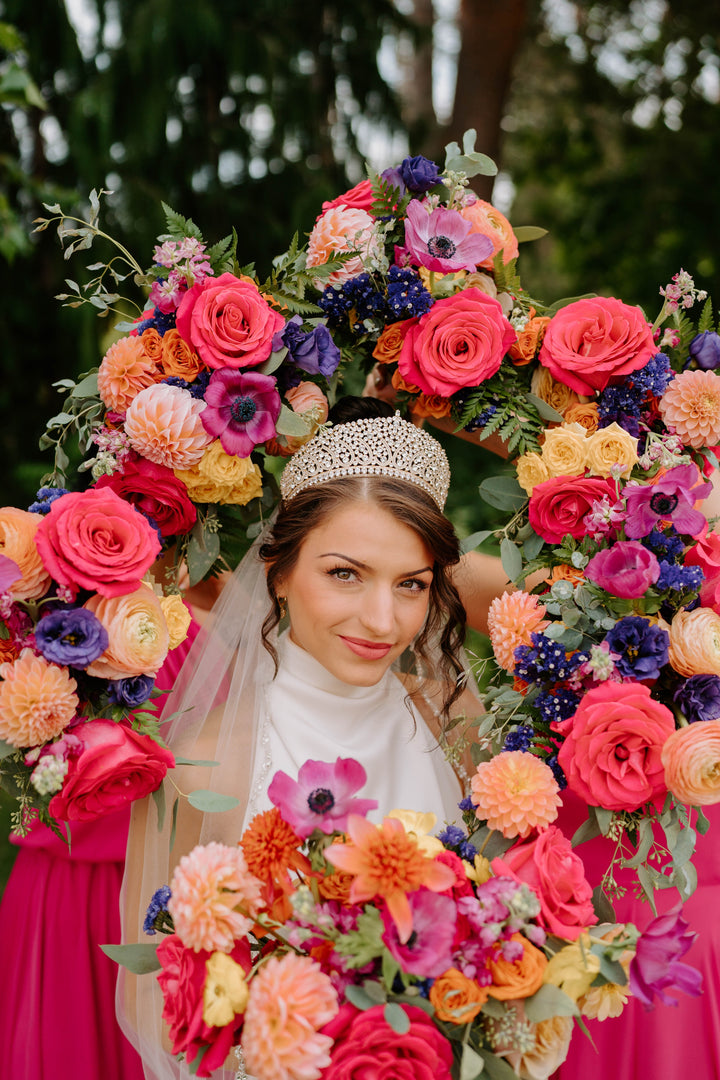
[318,552,433,575]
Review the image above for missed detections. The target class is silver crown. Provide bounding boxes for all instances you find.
[279,414,451,509]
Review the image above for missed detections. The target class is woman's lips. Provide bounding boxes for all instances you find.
[340,636,393,659]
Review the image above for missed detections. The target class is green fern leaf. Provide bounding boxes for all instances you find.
[161,202,203,241]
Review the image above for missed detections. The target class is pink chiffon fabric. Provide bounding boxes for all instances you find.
[0,620,199,1080]
[554,793,720,1079]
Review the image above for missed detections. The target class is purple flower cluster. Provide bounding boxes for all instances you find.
[164,370,211,400]
[107,674,156,708]
[437,824,479,863]
[643,526,686,561]
[274,315,341,379]
[656,561,704,593]
[143,885,173,935]
[136,306,177,336]
[28,487,69,515]
[386,266,434,319]
[502,724,534,752]
[514,633,587,684]
[455,878,544,981]
[319,267,433,332]
[597,353,672,434]
[535,688,580,724]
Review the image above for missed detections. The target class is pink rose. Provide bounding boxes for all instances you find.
[491,826,597,940]
[156,934,251,1077]
[538,296,656,396]
[34,488,161,600]
[556,682,674,812]
[320,179,376,216]
[585,540,661,598]
[321,1003,453,1080]
[94,456,196,539]
[48,718,175,821]
[528,475,617,544]
[398,288,516,396]
[175,273,284,370]
[685,529,720,611]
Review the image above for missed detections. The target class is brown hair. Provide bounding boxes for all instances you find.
[259,471,467,718]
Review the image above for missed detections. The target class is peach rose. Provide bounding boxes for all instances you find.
[539,296,656,396]
[460,198,519,270]
[0,648,78,747]
[486,934,548,1000]
[585,421,638,477]
[516,453,550,495]
[563,401,600,434]
[160,328,204,381]
[372,320,415,364]
[175,273,285,370]
[662,720,720,805]
[509,313,552,366]
[668,608,720,677]
[530,365,583,415]
[540,424,588,477]
[84,586,170,679]
[306,205,381,287]
[398,288,516,397]
[0,508,51,600]
[429,968,489,1023]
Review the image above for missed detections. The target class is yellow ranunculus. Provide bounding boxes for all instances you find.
[543,938,600,1002]
[160,593,192,650]
[387,809,444,856]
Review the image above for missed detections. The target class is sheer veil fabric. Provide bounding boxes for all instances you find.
[117,519,478,1080]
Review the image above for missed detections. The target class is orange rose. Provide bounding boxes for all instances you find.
[429,968,489,1023]
[564,401,600,434]
[140,327,163,363]
[372,321,414,364]
[486,933,548,1000]
[391,368,420,394]
[509,312,552,366]
[548,563,585,588]
[160,329,204,380]
[410,394,452,420]
[318,869,354,905]
[662,720,720,805]
[0,635,18,663]
[0,507,51,600]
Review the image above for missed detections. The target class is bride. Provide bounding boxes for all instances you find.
[118,397,484,1079]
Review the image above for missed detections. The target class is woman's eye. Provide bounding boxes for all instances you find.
[400,578,429,593]
[328,566,357,582]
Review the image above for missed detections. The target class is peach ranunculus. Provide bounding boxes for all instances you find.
[661,720,720,805]
[398,288,516,397]
[540,423,588,477]
[97,335,160,412]
[563,400,600,434]
[372,320,416,364]
[585,421,639,478]
[470,751,561,838]
[175,273,285,371]
[0,648,78,747]
[460,198,519,270]
[159,328,204,381]
[285,381,329,451]
[556,682,674,811]
[538,296,656,396]
[429,967,489,1023]
[509,312,552,366]
[668,607,720,677]
[530,365,583,416]
[306,205,381,287]
[175,440,263,505]
[515,452,550,495]
[489,1001,574,1080]
[159,593,192,650]
[124,383,213,470]
[658,368,720,449]
[485,933,548,1000]
[487,591,548,672]
[241,953,339,1080]
[169,841,264,953]
[83,586,170,679]
[34,488,161,600]
[0,508,51,600]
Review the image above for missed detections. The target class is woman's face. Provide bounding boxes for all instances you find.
[276,500,434,686]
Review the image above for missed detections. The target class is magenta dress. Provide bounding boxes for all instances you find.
[555,793,720,1079]
[0,621,199,1080]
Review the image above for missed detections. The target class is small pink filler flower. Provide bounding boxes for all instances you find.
[471,751,561,839]
[267,757,378,838]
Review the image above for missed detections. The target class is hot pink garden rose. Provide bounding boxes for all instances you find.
[94,456,197,539]
[685,529,720,611]
[539,297,656,396]
[398,288,516,396]
[320,179,375,216]
[320,1003,453,1080]
[585,540,661,598]
[491,825,597,941]
[48,718,175,821]
[176,273,284,370]
[556,682,674,812]
[528,475,617,544]
[34,488,161,599]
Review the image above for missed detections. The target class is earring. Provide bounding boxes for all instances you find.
[278,596,287,619]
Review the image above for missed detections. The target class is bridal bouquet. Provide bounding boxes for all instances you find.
[113,756,701,1080]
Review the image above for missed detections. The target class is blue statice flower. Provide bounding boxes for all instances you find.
[459,840,479,862]
[657,561,704,592]
[597,354,672,435]
[632,352,673,396]
[437,824,466,848]
[107,674,156,709]
[136,307,177,336]
[317,284,354,325]
[318,274,385,331]
[386,266,433,319]
[143,885,172,935]
[28,486,69,514]
[163,370,211,400]
[514,633,587,684]
[535,688,580,725]
[546,753,568,790]
[502,725,534,751]
[674,674,720,723]
[458,795,475,813]
[643,526,686,561]
[35,608,109,668]
[604,616,669,680]
[464,406,497,432]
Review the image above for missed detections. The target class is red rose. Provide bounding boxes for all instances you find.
[34,488,161,600]
[538,296,656,396]
[156,934,251,1077]
[175,272,284,370]
[685,529,720,612]
[398,288,516,396]
[321,1003,453,1080]
[320,179,376,216]
[556,682,674,812]
[528,475,616,543]
[48,719,175,821]
[94,456,196,539]
[491,826,597,940]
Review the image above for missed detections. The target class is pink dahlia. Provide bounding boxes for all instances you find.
[659,369,720,448]
[403,199,493,273]
[470,751,561,839]
[168,841,264,953]
[267,757,378,838]
[201,369,281,457]
[487,591,548,673]
[124,383,212,469]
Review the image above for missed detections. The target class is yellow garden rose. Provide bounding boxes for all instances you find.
[176,441,263,506]
[585,421,639,477]
[531,366,583,416]
[541,424,588,477]
[516,452,550,495]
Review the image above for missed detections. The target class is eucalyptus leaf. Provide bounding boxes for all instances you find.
[0,740,17,761]
[460,529,494,554]
[696,808,711,836]
[173,756,220,768]
[524,984,579,1022]
[477,1048,522,1080]
[571,814,602,848]
[258,347,287,376]
[595,806,615,836]
[169,796,179,850]
[100,943,161,974]
[383,1002,410,1035]
[591,886,616,924]
[478,476,526,512]
[597,954,628,986]
[186,528,221,586]
[524,393,564,422]
[460,1043,485,1080]
[188,789,241,813]
[344,985,380,1011]
[513,225,548,243]
[151,782,166,832]
[636,864,658,913]
[275,404,312,437]
[522,532,545,560]
[70,372,99,398]
[500,538,523,582]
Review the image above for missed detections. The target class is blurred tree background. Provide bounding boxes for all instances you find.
[1,0,719,874]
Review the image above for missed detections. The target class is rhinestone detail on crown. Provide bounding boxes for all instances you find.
[279,414,451,509]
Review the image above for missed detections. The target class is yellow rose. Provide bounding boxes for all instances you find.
[541,424,588,477]
[585,422,638,477]
[668,607,720,677]
[531,366,583,415]
[176,441,263,506]
[387,809,444,856]
[160,593,192,650]
[516,452,550,495]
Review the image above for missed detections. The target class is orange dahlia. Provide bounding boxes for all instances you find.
[659,369,720,448]
[97,336,159,412]
[487,591,548,673]
[241,807,311,895]
[0,648,78,747]
[470,751,561,838]
[124,383,212,469]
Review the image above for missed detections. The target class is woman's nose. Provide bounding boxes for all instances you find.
[359,584,395,637]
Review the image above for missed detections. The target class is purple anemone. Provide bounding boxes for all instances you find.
[201,369,281,457]
[267,757,378,838]
[403,199,493,274]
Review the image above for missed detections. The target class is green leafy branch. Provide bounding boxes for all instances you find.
[39,370,103,486]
